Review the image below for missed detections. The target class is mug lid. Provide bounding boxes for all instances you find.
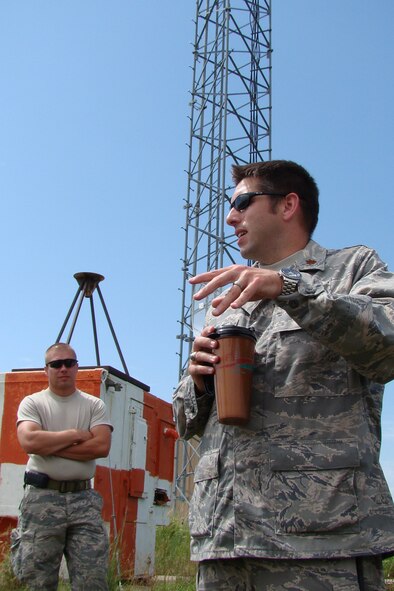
[210,325,256,341]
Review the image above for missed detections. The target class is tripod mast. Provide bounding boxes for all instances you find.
[56,272,129,375]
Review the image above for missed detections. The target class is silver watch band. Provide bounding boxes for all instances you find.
[280,276,298,295]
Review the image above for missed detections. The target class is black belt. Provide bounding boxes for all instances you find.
[24,471,92,493]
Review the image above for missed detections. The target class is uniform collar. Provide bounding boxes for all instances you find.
[256,240,327,272]
[296,240,327,271]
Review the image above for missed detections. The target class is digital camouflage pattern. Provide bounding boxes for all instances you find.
[197,555,385,591]
[11,486,109,590]
[173,241,394,562]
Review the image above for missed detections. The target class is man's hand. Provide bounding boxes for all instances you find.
[188,326,220,393]
[190,264,283,316]
[54,425,112,461]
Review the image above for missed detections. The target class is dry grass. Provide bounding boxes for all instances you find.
[0,517,195,591]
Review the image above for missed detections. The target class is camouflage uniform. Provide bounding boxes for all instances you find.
[11,486,109,591]
[197,555,385,590]
[173,241,394,581]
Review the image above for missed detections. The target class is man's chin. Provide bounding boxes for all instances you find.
[239,246,254,260]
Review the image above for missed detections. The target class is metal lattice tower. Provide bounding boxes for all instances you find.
[177,0,272,376]
[174,1,272,508]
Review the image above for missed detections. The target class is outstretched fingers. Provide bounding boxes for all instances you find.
[190,265,246,300]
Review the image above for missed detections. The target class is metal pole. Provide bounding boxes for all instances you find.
[56,285,83,343]
[96,285,130,375]
[66,286,86,344]
[90,295,101,366]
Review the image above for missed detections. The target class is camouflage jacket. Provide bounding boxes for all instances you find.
[172,241,394,561]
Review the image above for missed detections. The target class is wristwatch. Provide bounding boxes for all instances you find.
[278,267,301,296]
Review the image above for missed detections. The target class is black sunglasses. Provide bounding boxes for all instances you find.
[46,358,78,369]
[230,191,287,212]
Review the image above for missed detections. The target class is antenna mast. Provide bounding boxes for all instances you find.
[56,272,129,375]
[177,0,272,376]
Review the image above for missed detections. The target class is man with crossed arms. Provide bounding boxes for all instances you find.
[11,342,112,591]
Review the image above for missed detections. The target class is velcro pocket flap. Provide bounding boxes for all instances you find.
[194,449,219,482]
[270,440,360,471]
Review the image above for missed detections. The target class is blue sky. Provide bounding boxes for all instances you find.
[1,1,394,489]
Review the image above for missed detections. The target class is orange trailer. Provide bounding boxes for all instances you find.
[0,366,177,579]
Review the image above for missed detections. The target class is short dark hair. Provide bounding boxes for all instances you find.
[231,160,319,237]
[45,342,77,364]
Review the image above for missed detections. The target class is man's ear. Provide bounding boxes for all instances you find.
[281,192,300,222]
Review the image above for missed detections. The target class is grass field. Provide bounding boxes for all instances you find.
[0,516,195,591]
[2,519,394,590]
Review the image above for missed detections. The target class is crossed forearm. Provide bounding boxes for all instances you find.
[19,428,93,456]
[54,436,110,461]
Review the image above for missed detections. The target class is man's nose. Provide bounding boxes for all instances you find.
[226,206,241,226]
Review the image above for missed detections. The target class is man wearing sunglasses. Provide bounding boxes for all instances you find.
[11,342,112,591]
[173,160,394,590]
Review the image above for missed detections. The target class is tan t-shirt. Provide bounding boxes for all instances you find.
[17,388,112,480]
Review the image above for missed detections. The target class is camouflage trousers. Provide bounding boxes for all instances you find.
[10,486,109,591]
[197,555,385,590]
